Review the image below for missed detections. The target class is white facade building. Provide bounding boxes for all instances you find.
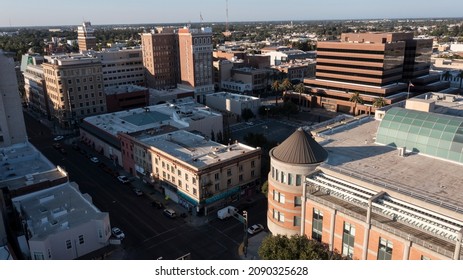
[12,183,111,260]
[205,92,261,117]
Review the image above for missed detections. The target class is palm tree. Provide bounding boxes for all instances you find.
[349,92,364,115]
[373,97,386,108]
[294,83,306,111]
[272,80,281,105]
[442,70,452,81]
[457,70,463,90]
[281,78,293,95]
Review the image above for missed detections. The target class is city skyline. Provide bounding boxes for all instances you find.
[1,0,462,28]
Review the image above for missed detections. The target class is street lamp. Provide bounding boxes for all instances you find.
[243,210,248,257]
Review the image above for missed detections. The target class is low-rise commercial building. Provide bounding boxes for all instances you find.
[119,130,262,215]
[206,91,261,118]
[80,98,223,166]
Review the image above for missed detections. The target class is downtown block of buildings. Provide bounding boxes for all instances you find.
[1,50,111,260]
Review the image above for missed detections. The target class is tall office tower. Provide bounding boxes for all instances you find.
[141,28,178,89]
[304,32,447,115]
[177,27,214,103]
[42,54,106,128]
[77,21,97,52]
[0,51,28,147]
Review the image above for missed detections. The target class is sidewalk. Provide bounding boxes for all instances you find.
[238,231,268,260]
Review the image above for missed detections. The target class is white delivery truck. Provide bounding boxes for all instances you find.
[217,206,238,220]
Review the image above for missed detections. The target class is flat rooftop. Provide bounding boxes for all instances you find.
[13,183,106,241]
[138,130,260,169]
[0,142,55,182]
[83,98,221,137]
[318,117,463,210]
[104,85,147,95]
[210,91,260,101]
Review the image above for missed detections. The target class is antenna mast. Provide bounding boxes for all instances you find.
[223,0,231,37]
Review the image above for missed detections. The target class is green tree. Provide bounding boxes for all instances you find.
[294,83,306,110]
[281,78,293,94]
[373,97,386,108]
[457,70,463,89]
[258,234,345,260]
[442,70,452,81]
[241,108,255,122]
[272,80,281,105]
[349,92,364,116]
[261,180,268,197]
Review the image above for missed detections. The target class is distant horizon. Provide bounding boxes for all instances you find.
[1,0,462,28]
[1,16,463,30]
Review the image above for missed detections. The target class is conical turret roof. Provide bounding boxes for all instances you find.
[271,128,328,164]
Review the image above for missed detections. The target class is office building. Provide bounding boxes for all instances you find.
[77,22,97,52]
[177,27,214,103]
[267,94,463,259]
[105,84,149,112]
[141,28,178,89]
[303,32,449,115]
[206,92,261,117]
[42,54,106,127]
[89,47,145,88]
[0,50,28,147]
[119,130,261,215]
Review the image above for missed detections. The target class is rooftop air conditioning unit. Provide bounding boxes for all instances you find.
[398,147,406,157]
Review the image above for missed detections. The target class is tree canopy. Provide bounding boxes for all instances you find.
[258,234,345,260]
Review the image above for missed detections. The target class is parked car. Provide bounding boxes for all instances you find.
[247,224,264,235]
[151,200,164,209]
[111,227,125,239]
[53,135,64,141]
[163,208,176,218]
[117,175,130,184]
[133,188,143,196]
[90,157,99,163]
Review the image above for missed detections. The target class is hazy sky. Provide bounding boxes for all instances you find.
[1,0,462,27]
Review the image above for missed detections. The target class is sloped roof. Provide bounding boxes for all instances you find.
[271,128,328,164]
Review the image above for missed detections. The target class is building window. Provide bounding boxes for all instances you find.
[66,240,72,249]
[227,178,231,185]
[296,174,302,186]
[192,177,196,185]
[215,183,220,191]
[239,165,243,172]
[421,255,431,260]
[33,252,44,260]
[294,196,302,207]
[251,160,255,168]
[275,169,279,181]
[273,209,285,222]
[342,222,355,259]
[214,173,219,180]
[312,209,323,242]
[378,238,393,260]
[178,180,182,188]
[185,173,189,181]
[239,174,243,182]
[251,170,255,177]
[288,173,293,185]
[281,171,285,183]
[178,170,181,176]
[79,235,85,244]
[193,188,197,195]
[227,169,232,176]
[293,216,301,226]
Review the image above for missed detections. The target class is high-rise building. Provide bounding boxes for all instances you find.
[0,50,28,147]
[177,27,214,103]
[303,32,449,115]
[141,28,178,89]
[42,54,106,127]
[77,22,97,52]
